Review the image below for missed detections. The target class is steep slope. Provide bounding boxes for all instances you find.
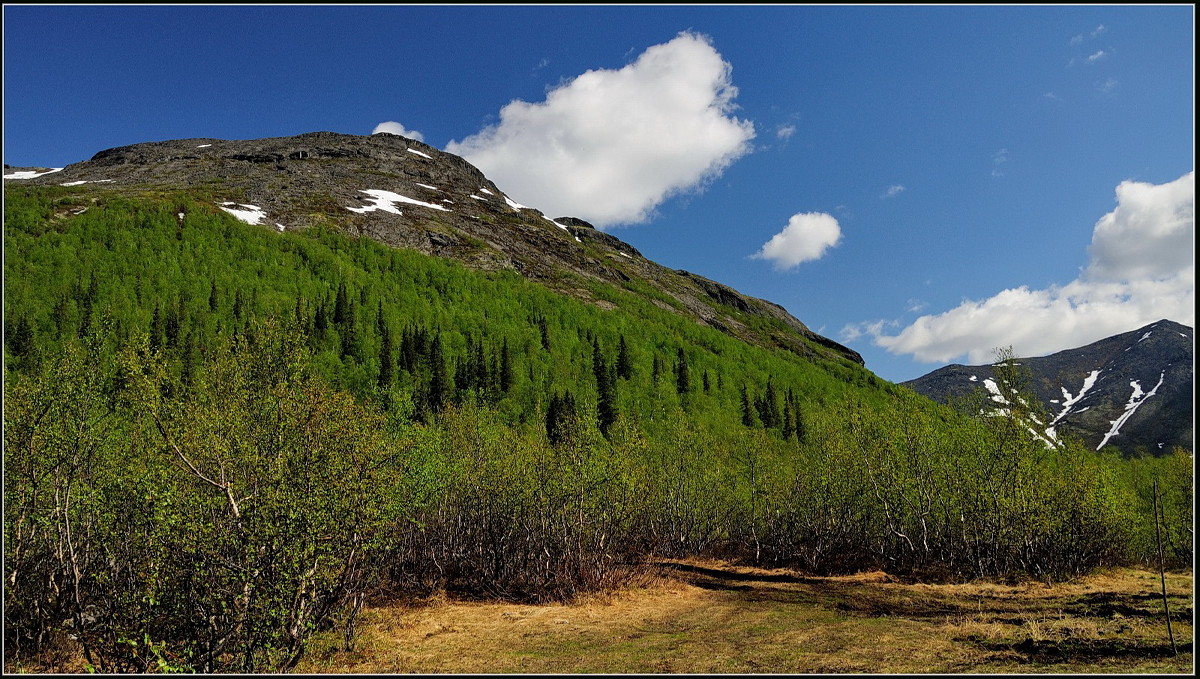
[4,131,860,367]
[903,320,1194,454]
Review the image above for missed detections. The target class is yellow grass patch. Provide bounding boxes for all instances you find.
[297,561,1193,674]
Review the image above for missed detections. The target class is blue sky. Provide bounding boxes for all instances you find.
[3,5,1194,382]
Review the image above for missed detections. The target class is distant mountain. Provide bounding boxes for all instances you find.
[3,131,860,367]
[902,320,1194,454]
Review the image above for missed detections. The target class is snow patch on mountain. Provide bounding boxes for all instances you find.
[407,148,432,159]
[1052,369,1101,425]
[1097,371,1165,450]
[346,189,452,215]
[545,216,582,243]
[4,168,64,179]
[982,378,1008,404]
[219,202,267,225]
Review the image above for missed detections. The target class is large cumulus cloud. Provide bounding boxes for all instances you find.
[443,32,755,228]
[848,171,1194,364]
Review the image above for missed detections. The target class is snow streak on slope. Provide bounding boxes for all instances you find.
[1096,371,1165,450]
[4,168,64,179]
[1052,369,1101,426]
[346,189,452,215]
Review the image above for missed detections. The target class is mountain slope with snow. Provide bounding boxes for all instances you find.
[3,131,861,368]
[902,320,1194,454]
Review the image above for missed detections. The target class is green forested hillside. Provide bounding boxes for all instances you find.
[4,185,1192,672]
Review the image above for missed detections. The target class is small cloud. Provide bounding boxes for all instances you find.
[840,319,894,344]
[906,299,928,313]
[1087,50,1107,63]
[1097,78,1119,93]
[881,184,905,199]
[775,124,796,140]
[1092,24,1107,38]
[1042,91,1060,100]
[1069,34,1084,46]
[992,149,1008,177]
[372,121,425,142]
[752,211,842,270]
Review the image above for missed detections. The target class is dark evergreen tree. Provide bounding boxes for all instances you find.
[675,347,690,395]
[593,338,617,436]
[741,385,757,427]
[427,333,448,413]
[616,334,633,380]
[5,315,35,358]
[378,323,395,390]
[333,281,350,326]
[537,314,551,351]
[499,337,514,394]
[546,390,579,447]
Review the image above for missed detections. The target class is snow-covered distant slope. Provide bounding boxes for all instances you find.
[902,320,1194,454]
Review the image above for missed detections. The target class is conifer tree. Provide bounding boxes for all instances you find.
[741,385,757,427]
[427,333,448,412]
[594,338,617,436]
[333,281,350,326]
[499,337,514,394]
[675,347,690,395]
[378,323,395,390]
[616,334,633,380]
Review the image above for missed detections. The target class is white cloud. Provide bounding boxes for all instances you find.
[1087,49,1107,63]
[444,31,755,227]
[776,124,796,140]
[882,184,905,198]
[1069,34,1084,46]
[1097,78,1119,93]
[849,171,1195,364]
[1092,24,1107,38]
[752,212,842,270]
[1085,171,1194,282]
[372,121,425,142]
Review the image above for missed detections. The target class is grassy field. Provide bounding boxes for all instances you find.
[298,559,1193,674]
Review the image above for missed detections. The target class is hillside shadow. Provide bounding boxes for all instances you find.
[653,561,822,585]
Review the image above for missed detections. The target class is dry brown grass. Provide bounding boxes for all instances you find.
[296,561,1194,674]
[8,561,1190,673]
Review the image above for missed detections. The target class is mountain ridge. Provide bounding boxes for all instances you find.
[4,131,862,367]
[902,319,1194,454]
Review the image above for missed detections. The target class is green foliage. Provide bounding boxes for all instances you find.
[4,185,1193,669]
